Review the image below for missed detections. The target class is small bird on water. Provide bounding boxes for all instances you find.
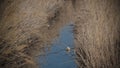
[66,47,71,52]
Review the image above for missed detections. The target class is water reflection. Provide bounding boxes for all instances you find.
[39,23,77,68]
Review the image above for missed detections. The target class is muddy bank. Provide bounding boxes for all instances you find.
[73,0,120,68]
[0,0,74,68]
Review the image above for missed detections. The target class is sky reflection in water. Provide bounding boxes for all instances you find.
[39,23,77,68]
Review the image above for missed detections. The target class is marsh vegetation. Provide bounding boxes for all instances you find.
[0,0,120,68]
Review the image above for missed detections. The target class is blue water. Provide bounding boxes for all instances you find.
[39,23,77,68]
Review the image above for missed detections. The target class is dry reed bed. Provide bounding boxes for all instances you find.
[0,0,120,68]
[0,0,74,68]
[73,0,120,68]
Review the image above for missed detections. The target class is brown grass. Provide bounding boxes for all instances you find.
[0,0,74,68]
[74,0,120,68]
[0,0,120,68]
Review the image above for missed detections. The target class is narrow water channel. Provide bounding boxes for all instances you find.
[38,23,77,68]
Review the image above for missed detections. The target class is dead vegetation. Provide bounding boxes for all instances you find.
[73,0,120,68]
[0,0,74,68]
[0,0,120,68]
